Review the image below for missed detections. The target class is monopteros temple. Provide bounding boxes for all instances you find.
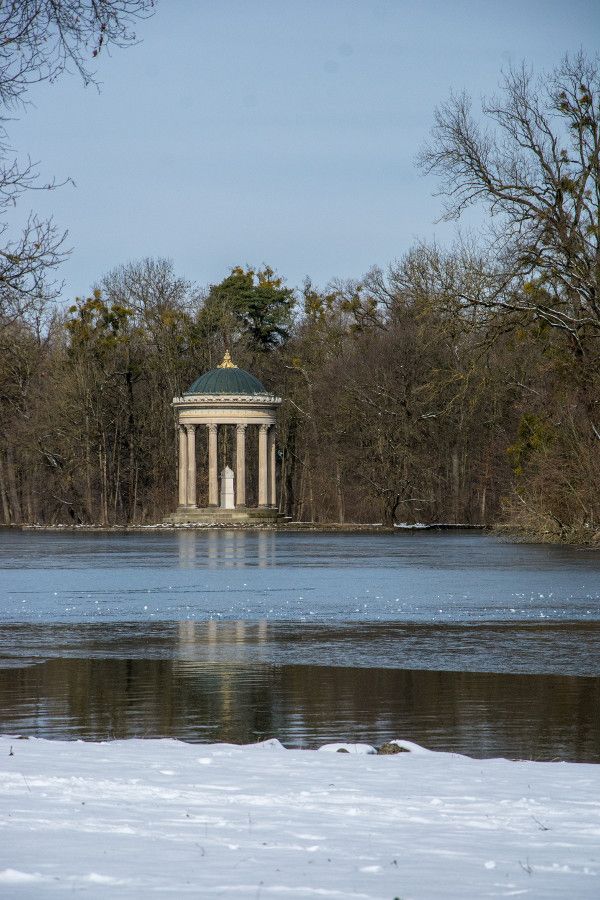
[167,351,281,523]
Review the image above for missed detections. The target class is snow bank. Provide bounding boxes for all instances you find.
[0,735,598,898]
[317,742,376,754]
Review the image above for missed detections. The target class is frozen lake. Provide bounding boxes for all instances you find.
[2,528,600,623]
[1,529,599,760]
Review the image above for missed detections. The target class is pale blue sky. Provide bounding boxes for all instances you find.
[9,0,600,300]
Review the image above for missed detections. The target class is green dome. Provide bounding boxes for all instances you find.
[185,363,268,396]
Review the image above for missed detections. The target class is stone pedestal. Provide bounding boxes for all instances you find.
[165,506,279,525]
[220,466,235,510]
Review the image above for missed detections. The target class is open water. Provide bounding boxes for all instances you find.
[1,528,599,760]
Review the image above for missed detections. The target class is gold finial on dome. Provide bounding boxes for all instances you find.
[217,349,237,369]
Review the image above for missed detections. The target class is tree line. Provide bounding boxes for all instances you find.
[0,237,597,539]
[0,4,597,540]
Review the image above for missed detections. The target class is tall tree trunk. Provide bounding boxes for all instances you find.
[335,458,345,524]
[5,446,21,523]
[85,415,93,522]
[126,369,136,523]
[0,452,11,524]
[452,448,460,523]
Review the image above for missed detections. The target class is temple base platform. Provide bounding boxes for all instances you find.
[164,506,280,525]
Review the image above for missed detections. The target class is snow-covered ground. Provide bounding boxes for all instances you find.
[0,736,598,899]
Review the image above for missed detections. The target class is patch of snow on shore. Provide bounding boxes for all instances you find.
[317,742,376,754]
[0,735,599,898]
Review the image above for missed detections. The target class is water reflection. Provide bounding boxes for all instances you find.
[175,619,269,667]
[178,530,276,569]
[3,620,598,676]
[2,530,600,761]
[1,656,598,761]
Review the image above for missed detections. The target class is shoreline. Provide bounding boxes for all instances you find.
[4,521,599,547]
[10,521,487,534]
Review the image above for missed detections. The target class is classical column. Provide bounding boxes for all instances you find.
[185,425,196,507]
[178,424,188,508]
[267,426,277,508]
[235,424,246,508]
[208,423,218,507]
[258,423,268,507]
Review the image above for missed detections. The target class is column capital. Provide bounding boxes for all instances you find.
[207,423,218,434]
[185,423,196,434]
[259,423,269,434]
[236,422,247,433]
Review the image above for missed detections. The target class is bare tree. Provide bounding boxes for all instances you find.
[0,0,154,326]
[420,52,600,356]
[0,1,154,107]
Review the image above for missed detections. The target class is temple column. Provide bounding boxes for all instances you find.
[178,424,188,507]
[185,425,196,507]
[208,423,218,507]
[258,424,268,507]
[267,426,277,507]
[235,424,246,507]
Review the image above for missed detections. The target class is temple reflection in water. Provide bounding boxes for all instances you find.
[177,530,276,569]
[177,618,269,655]
[1,618,598,761]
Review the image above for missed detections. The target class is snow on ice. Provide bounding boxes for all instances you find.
[0,735,598,898]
